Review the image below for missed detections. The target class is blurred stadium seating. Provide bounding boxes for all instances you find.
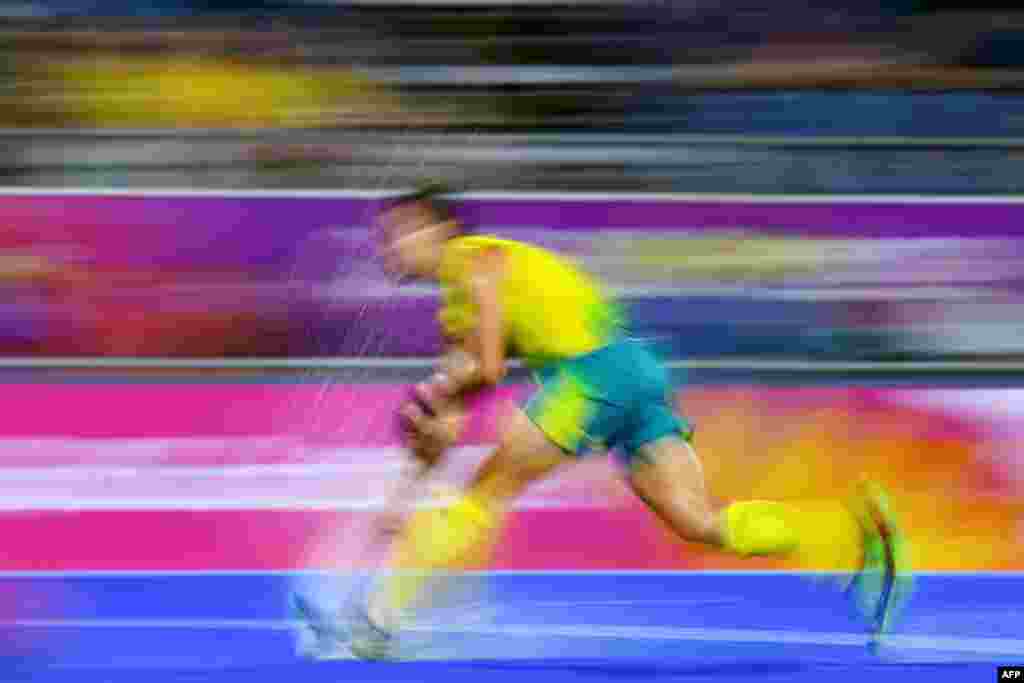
[0,0,1023,191]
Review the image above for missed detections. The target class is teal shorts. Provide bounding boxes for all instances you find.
[523,339,694,467]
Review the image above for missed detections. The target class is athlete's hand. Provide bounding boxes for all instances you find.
[411,375,456,417]
[398,395,465,468]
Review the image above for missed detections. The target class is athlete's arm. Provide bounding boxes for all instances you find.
[464,245,507,387]
[397,247,506,471]
[420,246,507,400]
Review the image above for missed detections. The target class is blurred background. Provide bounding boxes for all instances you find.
[2,0,1024,361]
[0,3,1023,673]
[3,0,1024,193]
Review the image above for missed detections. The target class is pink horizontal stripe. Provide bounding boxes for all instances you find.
[0,508,725,572]
[0,384,528,454]
[0,384,944,441]
[0,505,1015,571]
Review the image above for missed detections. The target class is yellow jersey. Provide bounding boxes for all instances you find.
[437,235,626,369]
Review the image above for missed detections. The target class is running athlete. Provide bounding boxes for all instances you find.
[300,187,911,660]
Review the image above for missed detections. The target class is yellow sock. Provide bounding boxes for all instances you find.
[384,494,502,619]
[785,500,863,572]
[723,499,863,571]
[723,500,800,556]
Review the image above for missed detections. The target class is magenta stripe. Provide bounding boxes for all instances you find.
[0,508,748,571]
[0,384,528,444]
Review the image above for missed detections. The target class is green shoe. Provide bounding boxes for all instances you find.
[846,481,914,652]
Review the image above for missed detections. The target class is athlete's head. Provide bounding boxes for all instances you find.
[378,185,459,282]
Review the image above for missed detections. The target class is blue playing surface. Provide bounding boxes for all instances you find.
[0,572,1015,683]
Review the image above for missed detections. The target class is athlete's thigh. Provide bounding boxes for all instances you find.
[469,403,576,500]
[614,341,695,468]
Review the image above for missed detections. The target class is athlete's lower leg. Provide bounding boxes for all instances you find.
[629,437,862,569]
[370,407,571,630]
[629,437,725,547]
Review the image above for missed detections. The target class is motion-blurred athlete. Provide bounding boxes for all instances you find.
[296,186,911,660]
